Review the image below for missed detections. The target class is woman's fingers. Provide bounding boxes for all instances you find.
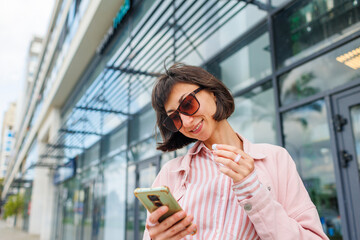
[215,156,240,170]
[149,210,184,234]
[147,206,169,238]
[214,149,238,161]
[215,157,251,182]
[148,209,196,239]
[158,215,196,239]
[214,144,252,160]
[147,206,168,229]
[212,144,254,183]
[213,149,253,171]
[170,223,197,240]
[218,165,242,182]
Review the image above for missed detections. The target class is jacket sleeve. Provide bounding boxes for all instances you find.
[237,147,329,240]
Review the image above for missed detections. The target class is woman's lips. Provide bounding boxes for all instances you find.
[191,120,203,134]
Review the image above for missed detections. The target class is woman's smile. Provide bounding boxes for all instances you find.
[189,119,203,133]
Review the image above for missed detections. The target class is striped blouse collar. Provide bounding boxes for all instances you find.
[171,133,266,173]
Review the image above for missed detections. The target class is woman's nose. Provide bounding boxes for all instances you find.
[179,113,194,127]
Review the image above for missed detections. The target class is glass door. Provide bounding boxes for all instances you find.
[79,165,100,240]
[282,100,343,239]
[101,153,127,240]
[54,186,65,240]
[137,158,159,240]
[332,86,360,240]
[61,178,81,240]
[126,164,136,240]
[81,182,94,240]
[91,174,104,240]
[126,156,160,240]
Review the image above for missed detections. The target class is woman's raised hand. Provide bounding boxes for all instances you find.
[212,144,255,184]
[146,206,197,240]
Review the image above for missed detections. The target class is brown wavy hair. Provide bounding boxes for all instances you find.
[152,63,234,152]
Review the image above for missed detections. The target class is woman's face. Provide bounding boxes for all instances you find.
[164,82,218,142]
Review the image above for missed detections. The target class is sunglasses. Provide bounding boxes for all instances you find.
[163,87,204,132]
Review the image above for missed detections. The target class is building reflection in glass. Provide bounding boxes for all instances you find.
[228,82,277,144]
[283,100,342,239]
[279,37,360,106]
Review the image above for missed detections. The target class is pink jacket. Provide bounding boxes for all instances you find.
[143,135,329,239]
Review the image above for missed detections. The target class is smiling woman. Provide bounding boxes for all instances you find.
[141,63,330,240]
[152,63,234,152]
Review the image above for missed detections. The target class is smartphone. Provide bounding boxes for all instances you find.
[134,186,182,222]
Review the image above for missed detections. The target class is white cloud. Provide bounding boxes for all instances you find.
[0,0,55,136]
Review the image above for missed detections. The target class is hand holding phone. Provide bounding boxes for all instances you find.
[134,186,182,222]
[134,186,197,239]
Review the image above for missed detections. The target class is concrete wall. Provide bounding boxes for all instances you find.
[28,167,49,235]
[39,167,56,240]
[29,108,61,239]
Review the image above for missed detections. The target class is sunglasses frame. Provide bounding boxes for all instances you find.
[162,87,204,132]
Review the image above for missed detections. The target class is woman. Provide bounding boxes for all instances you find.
[143,63,329,240]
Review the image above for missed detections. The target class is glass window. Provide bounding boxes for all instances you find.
[274,0,360,68]
[181,2,267,66]
[129,109,156,144]
[102,153,127,240]
[25,140,38,170]
[22,186,32,231]
[67,1,76,29]
[161,151,176,167]
[270,0,290,7]
[228,82,277,144]
[130,86,152,114]
[350,105,360,173]
[138,110,156,139]
[283,100,343,239]
[61,177,82,240]
[80,165,99,184]
[138,162,158,240]
[109,127,127,155]
[126,165,136,240]
[279,37,360,106]
[91,172,104,240]
[128,137,158,162]
[160,145,189,167]
[83,142,100,166]
[80,182,94,240]
[213,30,271,93]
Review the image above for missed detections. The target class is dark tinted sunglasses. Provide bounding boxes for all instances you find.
[163,87,204,132]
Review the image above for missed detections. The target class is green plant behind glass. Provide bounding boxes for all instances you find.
[3,194,25,219]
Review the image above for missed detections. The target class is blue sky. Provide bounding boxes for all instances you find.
[0,0,54,137]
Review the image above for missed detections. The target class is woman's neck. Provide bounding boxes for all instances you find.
[203,120,243,150]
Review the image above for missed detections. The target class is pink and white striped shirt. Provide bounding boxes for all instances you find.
[179,142,261,239]
[143,134,329,240]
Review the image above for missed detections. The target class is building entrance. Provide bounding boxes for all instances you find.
[332,86,360,240]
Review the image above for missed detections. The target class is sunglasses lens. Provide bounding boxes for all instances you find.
[163,112,182,132]
[163,91,201,132]
[179,94,199,115]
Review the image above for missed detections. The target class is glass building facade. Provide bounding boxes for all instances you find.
[46,1,360,240]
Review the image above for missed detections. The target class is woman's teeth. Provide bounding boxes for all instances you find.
[192,121,202,132]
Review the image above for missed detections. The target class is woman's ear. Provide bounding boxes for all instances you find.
[212,92,217,102]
